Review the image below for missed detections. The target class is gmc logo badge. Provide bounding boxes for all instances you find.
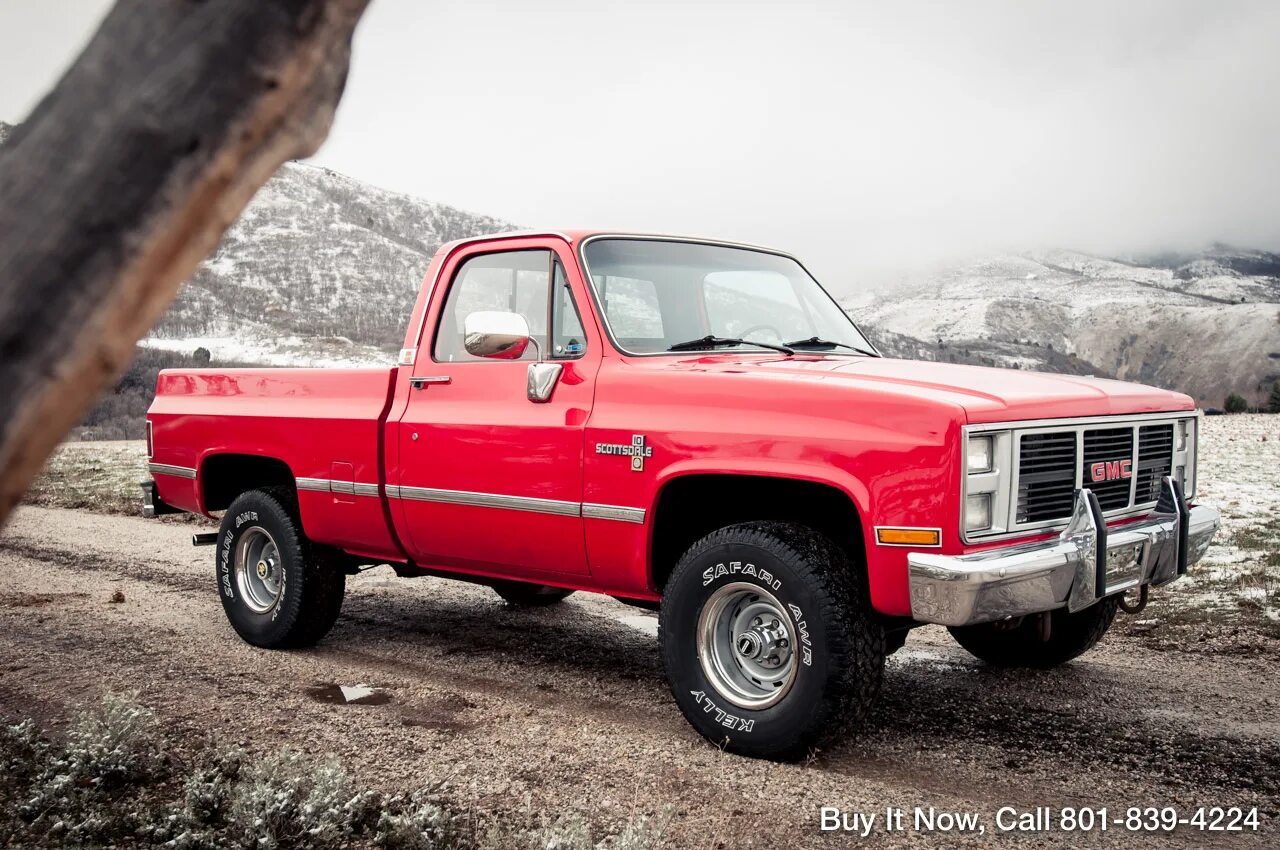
[1090,459,1133,482]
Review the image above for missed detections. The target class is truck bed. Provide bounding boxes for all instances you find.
[147,367,405,561]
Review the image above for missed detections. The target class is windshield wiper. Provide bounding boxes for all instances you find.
[784,336,878,357]
[667,335,794,356]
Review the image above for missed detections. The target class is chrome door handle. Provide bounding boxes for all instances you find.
[409,375,451,389]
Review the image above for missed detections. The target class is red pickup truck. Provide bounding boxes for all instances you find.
[144,231,1219,760]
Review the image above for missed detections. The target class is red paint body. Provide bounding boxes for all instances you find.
[147,231,1195,616]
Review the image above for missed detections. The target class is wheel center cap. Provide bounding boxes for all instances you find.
[736,621,791,668]
[256,560,268,579]
[736,632,763,659]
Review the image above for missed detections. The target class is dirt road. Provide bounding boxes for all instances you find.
[1,506,1276,847]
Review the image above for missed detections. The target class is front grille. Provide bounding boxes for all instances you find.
[1082,427,1134,510]
[1136,423,1174,503]
[971,414,1189,541]
[1016,433,1077,523]
[1010,421,1178,529]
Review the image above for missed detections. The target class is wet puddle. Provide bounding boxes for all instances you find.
[399,691,477,733]
[306,683,393,706]
[305,684,477,734]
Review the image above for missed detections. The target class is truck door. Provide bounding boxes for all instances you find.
[394,241,600,578]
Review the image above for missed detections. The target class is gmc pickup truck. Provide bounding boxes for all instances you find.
[143,231,1220,760]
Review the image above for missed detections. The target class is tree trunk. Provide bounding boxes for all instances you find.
[0,0,372,526]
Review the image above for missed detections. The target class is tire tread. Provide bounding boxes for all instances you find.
[660,521,883,759]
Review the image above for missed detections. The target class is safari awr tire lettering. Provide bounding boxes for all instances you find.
[660,522,885,759]
[217,488,345,649]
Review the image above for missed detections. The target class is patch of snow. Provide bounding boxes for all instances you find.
[616,613,659,638]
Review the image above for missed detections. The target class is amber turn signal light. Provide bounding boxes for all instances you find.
[876,527,942,547]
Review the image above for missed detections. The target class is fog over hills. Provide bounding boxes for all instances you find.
[2,121,1275,406]
[852,249,1280,408]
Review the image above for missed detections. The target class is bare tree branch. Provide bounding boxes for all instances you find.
[0,0,372,526]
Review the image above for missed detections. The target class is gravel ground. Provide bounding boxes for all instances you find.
[1,507,1276,848]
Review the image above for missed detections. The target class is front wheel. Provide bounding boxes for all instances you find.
[948,598,1119,668]
[217,488,345,648]
[660,521,884,761]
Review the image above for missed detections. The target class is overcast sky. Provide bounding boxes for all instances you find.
[3,1,1279,288]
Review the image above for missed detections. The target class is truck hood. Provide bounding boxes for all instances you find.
[666,355,1195,423]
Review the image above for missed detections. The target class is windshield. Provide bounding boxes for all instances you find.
[581,238,875,355]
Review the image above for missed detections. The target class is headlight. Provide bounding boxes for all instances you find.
[963,429,1010,538]
[967,435,993,474]
[965,493,992,531]
[1177,416,1197,499]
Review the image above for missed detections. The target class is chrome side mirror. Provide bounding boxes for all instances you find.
[462,310,563,402]
[463,311,531,360]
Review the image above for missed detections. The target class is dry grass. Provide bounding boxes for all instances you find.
[23,441,149,516]
[0,694,665,850]
[1134,414,1280,642]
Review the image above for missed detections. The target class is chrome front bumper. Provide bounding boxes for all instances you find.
[908,477,1219,627]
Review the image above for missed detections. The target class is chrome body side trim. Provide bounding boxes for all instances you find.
[295,477,381,497]
[908,477,1219,627]
[582,503,647,524]
[293,478,647,523]
[148,463,196,480]
[393,485,581,517]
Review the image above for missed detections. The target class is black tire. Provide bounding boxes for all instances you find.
[217,488,345,648]
[660,521,884,761]
[948,598,1120,668]
[490,581,575,607]
[884,628,909,657]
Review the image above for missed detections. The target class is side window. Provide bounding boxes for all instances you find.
[551,261,587,359]
[599,275,664,343]
[434,250,550,362]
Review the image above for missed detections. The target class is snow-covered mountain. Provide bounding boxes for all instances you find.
[853,248,1280,408]
[143,160,513,366]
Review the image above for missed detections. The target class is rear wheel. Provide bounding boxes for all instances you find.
[217,488,345,648]
[660,521,884,761]
[490,580,575,607]
[948,598,1119,668]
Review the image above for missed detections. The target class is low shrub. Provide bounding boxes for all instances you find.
[1,694,665,850]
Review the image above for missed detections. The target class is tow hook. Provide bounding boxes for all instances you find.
[1118,584,1149,615]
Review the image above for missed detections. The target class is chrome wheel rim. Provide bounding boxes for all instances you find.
[234,527,283,614]
[696,582,797,710]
